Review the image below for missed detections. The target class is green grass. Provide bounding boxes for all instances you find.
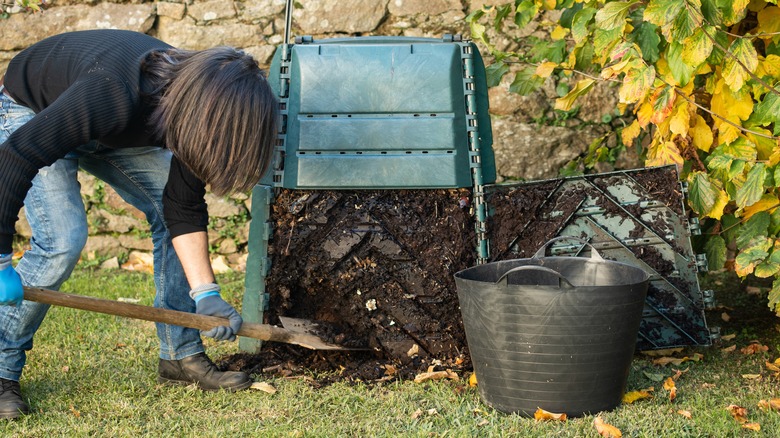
[2,268,780,436]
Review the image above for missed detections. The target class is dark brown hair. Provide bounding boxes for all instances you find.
[143,47,277,195]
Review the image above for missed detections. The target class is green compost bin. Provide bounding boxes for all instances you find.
[240,35,495,352]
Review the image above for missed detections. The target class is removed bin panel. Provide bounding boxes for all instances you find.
[483,166,712,350]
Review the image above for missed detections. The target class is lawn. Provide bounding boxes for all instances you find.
[2,266,780,436]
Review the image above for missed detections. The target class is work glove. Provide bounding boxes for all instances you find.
[0,253,23,306]
[190,283,242,341]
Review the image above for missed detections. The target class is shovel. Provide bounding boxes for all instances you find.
[22,286,350,351]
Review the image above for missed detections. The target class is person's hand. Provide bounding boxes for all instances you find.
[190,283,242,341]
[0,253,23,306]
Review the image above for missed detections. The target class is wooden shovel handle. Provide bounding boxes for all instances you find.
[22,286,331,350]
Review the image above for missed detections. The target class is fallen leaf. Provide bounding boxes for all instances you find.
[742,374,762,380]
[534,408,567,421]
[411,409,423,419]
[61,366,69,373]
[455,357,464,365]
[721,345,737,353]
[476,419,489,427]
[249,382,277,394]
[383,364,397,376]
[758,399,780,411]
[652,353,703,366]
[721,333,737,341]
[741,343,769,354]
[70,405,81,417]
[641,347,684,357]
[593,416,622,438]
[722,312,731,322]
[745,286,764,295]
[663,377,677,401]
[407,344,419,357]
[622,389,654,404]
[671,368,689,381]
[414,369,459,383]
[727,404,749,423]
[742,422,761,431]
[120,251,154,273]
[643,371,665,382]
[427,408,438,416]
[468,373,478,387]
[702,383,717,389]
[677,409,692,419]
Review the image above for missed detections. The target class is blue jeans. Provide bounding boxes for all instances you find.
[0,94,203,381]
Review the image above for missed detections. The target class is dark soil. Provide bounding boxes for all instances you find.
[219,166,706,383]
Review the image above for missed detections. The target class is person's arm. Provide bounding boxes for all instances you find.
[172,231,214,287]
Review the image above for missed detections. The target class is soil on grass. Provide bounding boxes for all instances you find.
[218,167,699,384]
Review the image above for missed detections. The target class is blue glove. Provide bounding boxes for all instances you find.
[0,253,23,306]
[190,283,242,342]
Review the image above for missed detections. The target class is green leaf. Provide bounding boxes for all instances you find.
[720,137,758,161]
[700,0,722,25]
[736,211,770,248]
[751,88,780,127]
[681,26,714,68]
[493,4,513,30]
[485,62,509,87]
[529,39,566,63]
[704,235,727,271]
[670,0,701,41]
[769,278,780,313]
[688,171,718,215]
[593,26,624,58]
[644,0,685,41]
[736,163,767,208]
[595,1,638,31]
[631,21,662,63]
[735,237,771,275]
[515,0,539,28]
[573,42,595,71]
[559,2,584,29]
[571,7,597,43]
[666,41,696,86]
[509,68,545,96]
[755,244,780,278]
[723,38,759,92]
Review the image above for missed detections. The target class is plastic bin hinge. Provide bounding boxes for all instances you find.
[263,221,274,240]
[702,289,717,310]
[260,256,272,276]
[262,292,270,311]
[708,326,721,343]
[688,217,701,235]
[695,253,708,272]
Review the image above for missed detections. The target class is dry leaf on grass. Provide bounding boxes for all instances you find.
[677,409,692,419]
[727,404,749,423]
[120,251,154,273]
[652,353,703,366]
[742,374,762,381]
[741,343,769,354]
[249,382,277,394]
[622,388,654,404]
[534,408,567,422]
[468,373,478,387]
[663,377,677,401]
[766,361,780,373]
[413,369,459,383]
[758,399,780,411]
[721,333,737,341]
[721,345,737,353]
[671,368,689,381]
[593,416,622,437]
[641,347,684,357]
[722,312,731,322]
[742,422,761,431]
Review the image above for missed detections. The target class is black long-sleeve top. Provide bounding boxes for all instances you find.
[0,30,209,254]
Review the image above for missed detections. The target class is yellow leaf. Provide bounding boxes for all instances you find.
[677,409,693,419]
[249,381,277,394]
[767,362,780,372]
[760,54,780,77]
[414,370,459,383]
[663,377,677,401]
[550,25,568,40]
[593,416,622,438]
[758,399,780,411]
[534,408,567,422]
[620,64,655,104]
[636,101,654,128]
[622,389,654,404]
[535,62,558,79]
[669,102,690,137]
[721,344,737,353]
[555,79,596,111]
[691,114,714,152]
[646,140,684,168]
[469,373,478,387]
[621,120,641,146]
[742,374,762,380]
[742,422,761,431]
[742,195,780,220]
[721,333,737,341]
[722,312,731,322]
[757,7,780,41]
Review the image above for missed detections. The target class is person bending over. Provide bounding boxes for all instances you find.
[0,29,278,419]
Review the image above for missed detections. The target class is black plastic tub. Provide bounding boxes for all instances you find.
[454,237,649,417]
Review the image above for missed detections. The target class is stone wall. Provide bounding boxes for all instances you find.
[1,0,626,271]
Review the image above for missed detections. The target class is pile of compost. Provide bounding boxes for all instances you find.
[220,167,691,384]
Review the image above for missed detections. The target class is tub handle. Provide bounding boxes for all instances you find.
[532,236,604,262]
[496,265,575,289]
